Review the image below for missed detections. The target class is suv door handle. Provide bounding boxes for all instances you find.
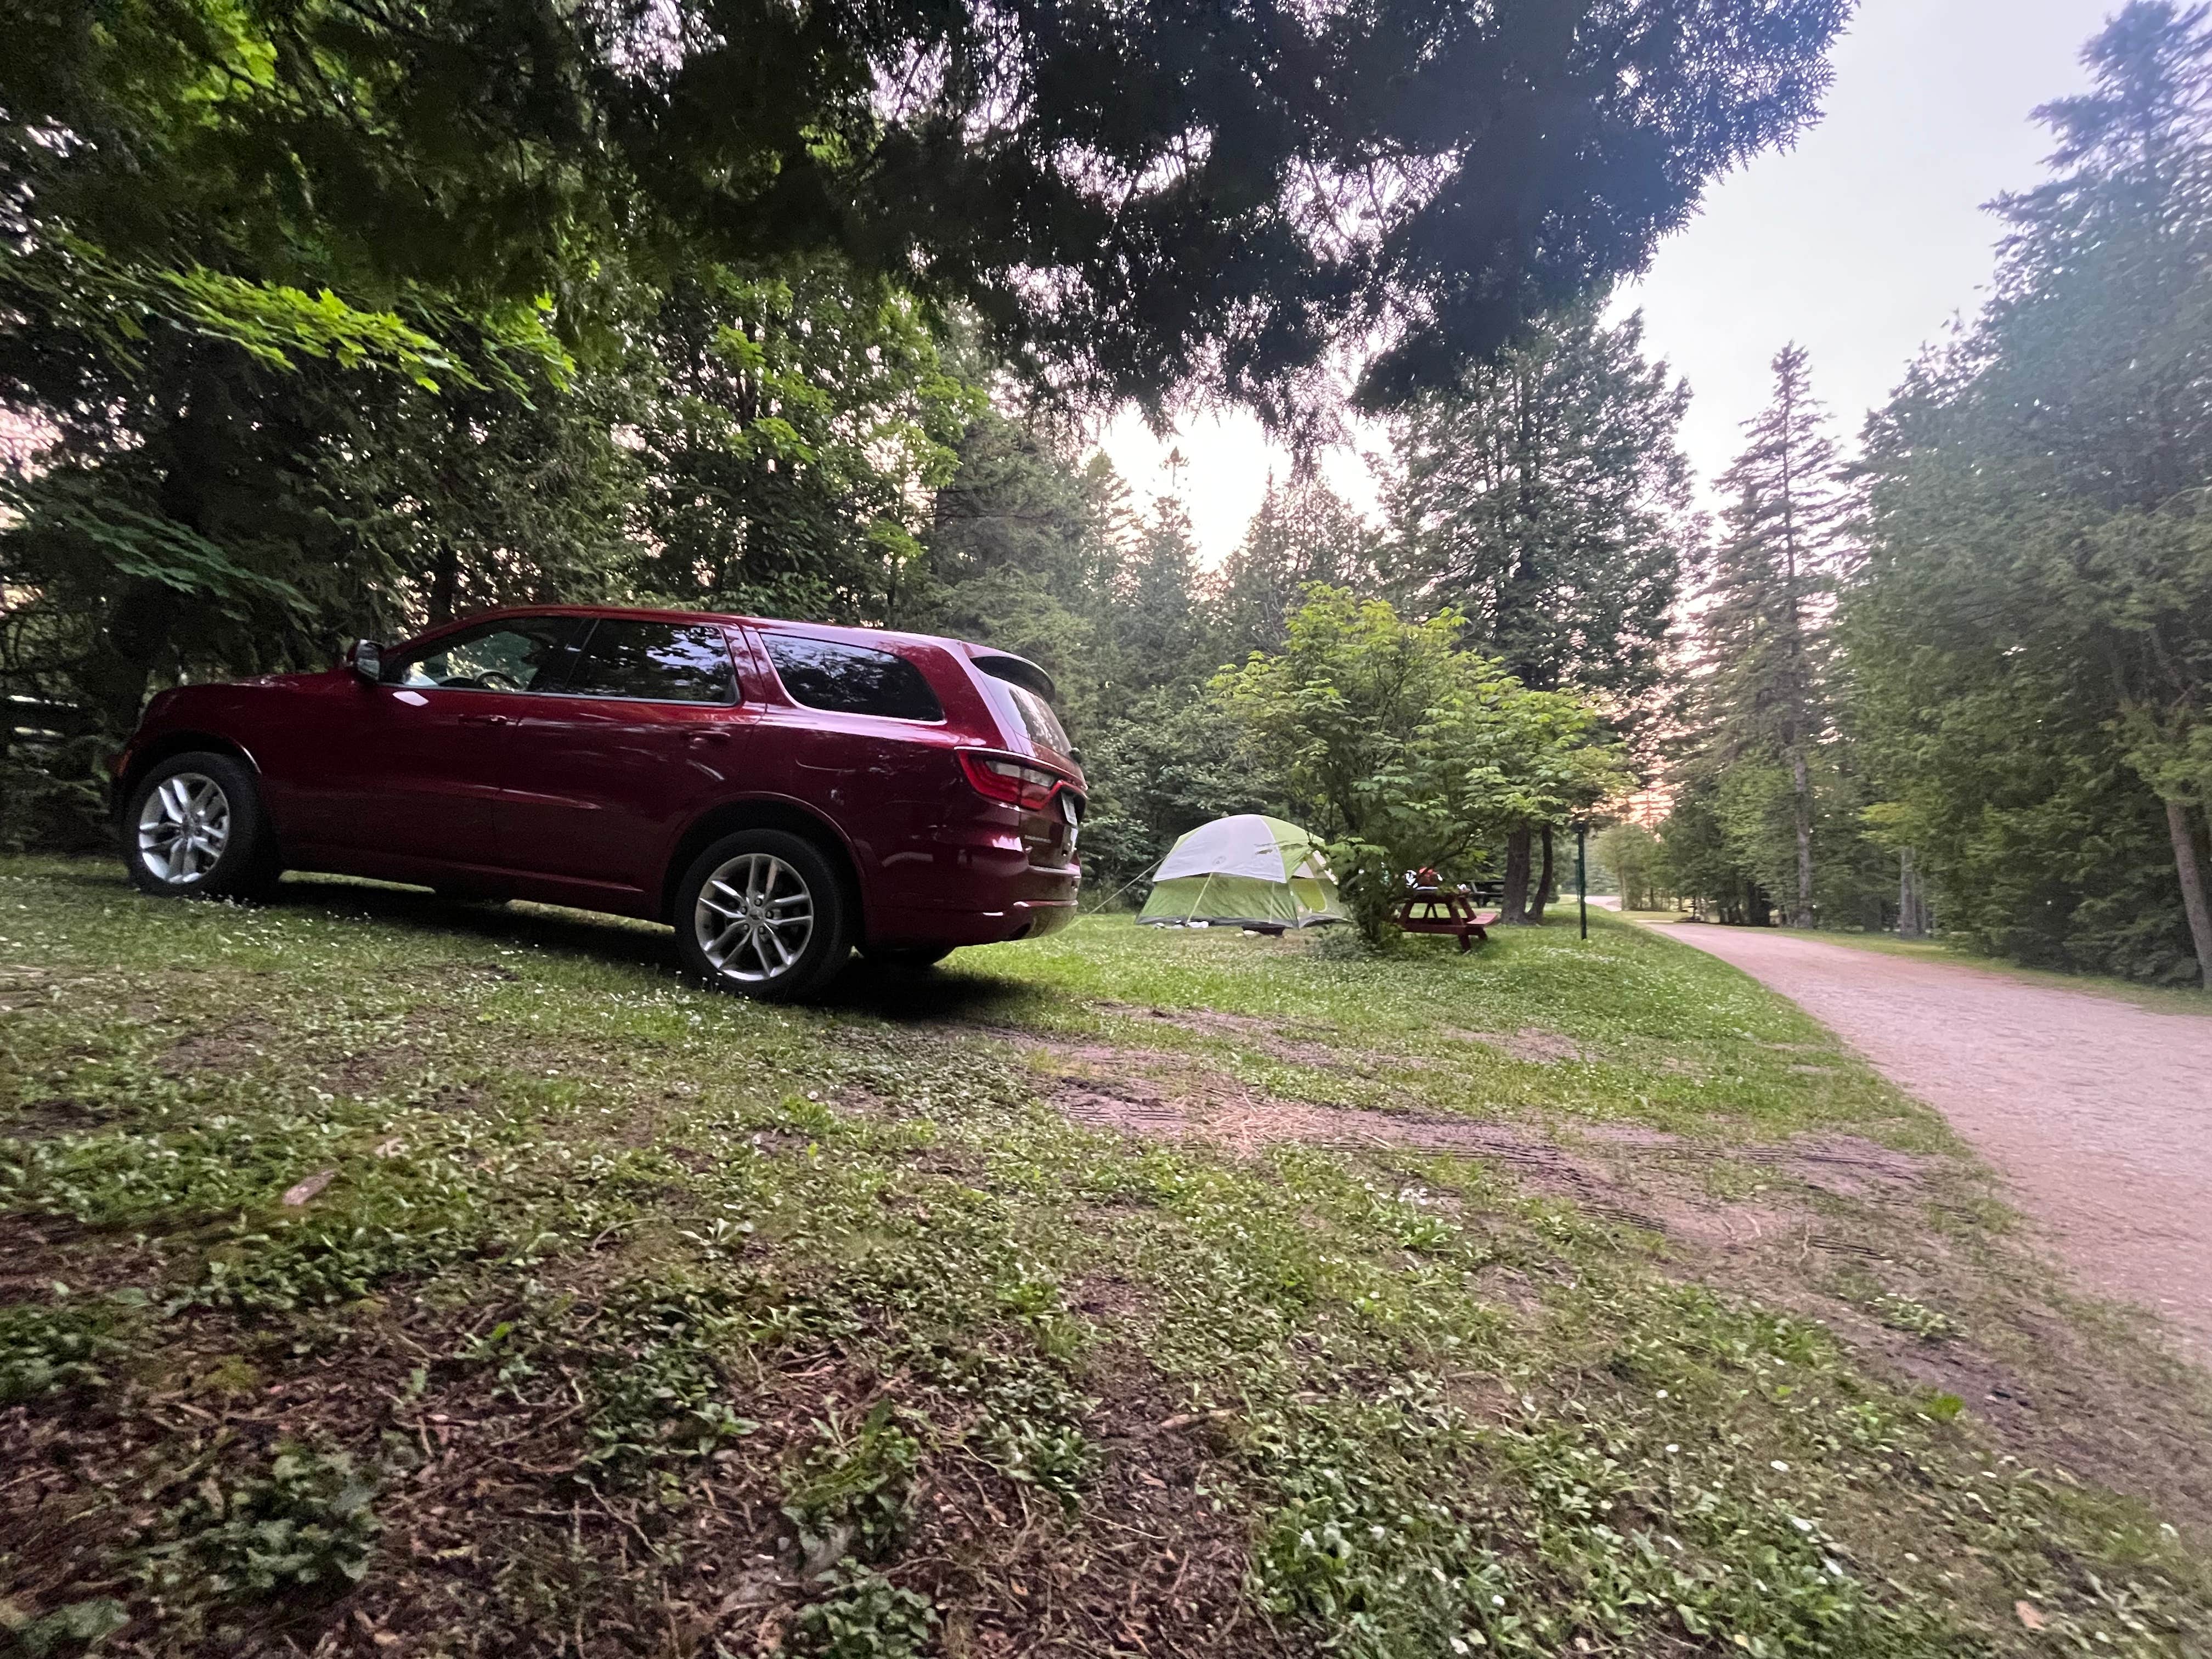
[687,729,733,744]
[459,712,511,728]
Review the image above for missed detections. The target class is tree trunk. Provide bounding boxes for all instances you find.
[1502,827,1533,924]
[1897,847,1924,939]
[1528,826,1554,922]
[2167,798,2212,989]
[1788,747,1814,928]
[80,576,185,737]
[428,541,460,627]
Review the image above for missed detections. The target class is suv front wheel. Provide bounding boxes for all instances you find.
[122,751,280,900]
[674,830,854,1001]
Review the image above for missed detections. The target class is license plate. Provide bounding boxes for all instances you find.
[1060,791,1080,849]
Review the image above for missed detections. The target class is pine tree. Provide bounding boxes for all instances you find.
[1843,1,2212,984]
[1696,343,1849,929]
[1389,303,1695,920]
[1217,475,1379,660]
[1113,499,1219,695]
[1389,304,1692,707]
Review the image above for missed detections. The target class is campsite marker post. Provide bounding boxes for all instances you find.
[1576,822,1588,941]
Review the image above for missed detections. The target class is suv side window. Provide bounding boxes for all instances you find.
[562,619,738,704]
[387,617,585,691]
[764,635,944,721]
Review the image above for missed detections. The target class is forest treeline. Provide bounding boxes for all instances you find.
[2,0,1851,929]
[3,1,2208,985]
[1641,1,2212,989]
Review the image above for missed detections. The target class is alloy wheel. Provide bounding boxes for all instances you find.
[694,852,816,983]
[137,772,232,884]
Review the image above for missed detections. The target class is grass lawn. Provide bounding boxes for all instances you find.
[3,856,2209,1658]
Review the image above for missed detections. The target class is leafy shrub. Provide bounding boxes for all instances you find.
[1872,1293,1956,1341]
[583,1280,760,1478]
[0,1299,131,1406]
[139,1446,380,1599]
[4,1595,131,1655]
[784,1401,923,1569]
[783,1565,937,1659]
[1307,924,1374,963]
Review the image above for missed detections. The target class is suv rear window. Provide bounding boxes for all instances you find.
[764,635,944,721]
[975,657,1071,754]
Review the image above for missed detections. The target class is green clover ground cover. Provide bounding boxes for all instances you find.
[0,859,2206,1657]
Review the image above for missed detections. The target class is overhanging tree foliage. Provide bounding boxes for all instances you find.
[8,0,1853,410]
[3,0,1852,859]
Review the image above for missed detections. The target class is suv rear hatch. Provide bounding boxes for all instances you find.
[968,652,1079,772]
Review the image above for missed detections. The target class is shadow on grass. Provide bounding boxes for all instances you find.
[253,870,1042,1028]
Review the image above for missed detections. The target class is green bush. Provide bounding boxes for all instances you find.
[783,1401,923,1569]
[139,1446,380,1599]
[784,1565,938,1659]
[0,1298,132,1406]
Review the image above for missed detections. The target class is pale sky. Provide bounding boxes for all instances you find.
[1096,0,2116,563]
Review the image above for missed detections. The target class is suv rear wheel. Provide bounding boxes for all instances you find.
[122,752,279,901]
[674,830,853,1000]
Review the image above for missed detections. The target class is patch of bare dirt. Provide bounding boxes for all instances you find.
[902,1342,1313,1659]
[5,1097,110,1140]
[0,1212,131,1301]
[1045,1065,1669,1230]
[1094,1003,1355,1071]
[1073,1272,1149,1323]
[0,1261,1315,1659]
[1035,1026,1953,1269]
[1030,1036,2212,1527]
[159,1009,453,1098]
[0,966,101,1013]
[1442,1026,1595,1064]
[162,1020,279,1076]
[1777,1136,1932,1201]
[1585,1143,2212,1530]
[1103,1003,1290,1039]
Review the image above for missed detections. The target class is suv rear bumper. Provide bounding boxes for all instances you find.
[870,894,1077,947]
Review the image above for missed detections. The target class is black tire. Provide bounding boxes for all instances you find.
[673,829,854,1001]
[121,751,280,901]
[862,943,955,971]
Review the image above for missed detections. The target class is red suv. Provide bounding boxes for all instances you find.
[111,607,1086,998]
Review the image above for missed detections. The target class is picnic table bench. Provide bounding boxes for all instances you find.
[1393,871,1499,952]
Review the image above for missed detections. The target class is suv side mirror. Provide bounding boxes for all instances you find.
[350,639,383,683]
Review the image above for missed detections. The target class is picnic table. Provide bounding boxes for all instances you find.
[1393,870,1499,952]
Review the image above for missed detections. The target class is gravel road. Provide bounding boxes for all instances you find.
[1654,924,2212,1360]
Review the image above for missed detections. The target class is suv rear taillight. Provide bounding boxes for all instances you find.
[957,750,1064,810]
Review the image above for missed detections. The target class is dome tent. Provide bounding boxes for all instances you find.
[1136,815,1345,929]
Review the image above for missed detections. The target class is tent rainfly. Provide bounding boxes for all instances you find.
[1136,815,1345,929]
